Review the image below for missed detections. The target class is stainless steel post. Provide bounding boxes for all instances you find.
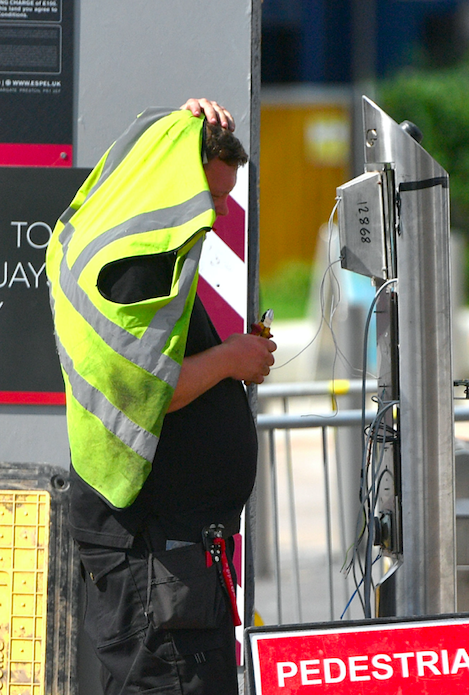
[363,97,455,615]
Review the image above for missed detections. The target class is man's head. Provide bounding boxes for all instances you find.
[203,122,248,218]
[203,121,248,167]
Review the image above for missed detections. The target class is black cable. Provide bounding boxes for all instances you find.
[362,399,398,616]
[356,280,397,618]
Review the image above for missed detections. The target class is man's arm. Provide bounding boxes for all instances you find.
[167,333,277,412]
[164,98,254,411]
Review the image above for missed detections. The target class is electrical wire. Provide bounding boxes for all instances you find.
[340,552,382,620]
[360,278,398,460]
[342,402,397,616]
[340,277,399,619]
[363,400,398,616]
[267,196,400,618]
[360,279,398,617]
[271,256,342,372]
[271,198,342,372]
[272,197,365,423]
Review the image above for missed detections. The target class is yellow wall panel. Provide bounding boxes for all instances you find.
[259,99,351,279]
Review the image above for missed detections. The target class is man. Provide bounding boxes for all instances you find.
[46,99,276,694]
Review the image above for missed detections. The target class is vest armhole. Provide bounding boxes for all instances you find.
[97,253,177,304]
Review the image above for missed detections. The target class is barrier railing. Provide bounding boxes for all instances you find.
[254,380,469,626]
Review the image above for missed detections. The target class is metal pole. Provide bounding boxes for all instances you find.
[322,427,335,620]
[245,0,263,637]
[283,398,302,622]
[363,97,456,615]
[268,429,282,624]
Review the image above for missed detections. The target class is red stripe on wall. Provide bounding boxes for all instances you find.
[0,392,66,405]
[212,196,246,261]
[197,275,244,340]
[0,144,73,167]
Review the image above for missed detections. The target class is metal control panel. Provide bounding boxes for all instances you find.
[336,96,454,619]
[337,171,386,280]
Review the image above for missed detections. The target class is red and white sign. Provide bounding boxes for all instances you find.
[198,164,248,339]
[248,617,469,694]
[198,167,249,664]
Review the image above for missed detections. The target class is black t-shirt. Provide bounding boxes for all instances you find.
[68,255,258,548]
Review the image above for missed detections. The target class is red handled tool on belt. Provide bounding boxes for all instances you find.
[203,524,242,627]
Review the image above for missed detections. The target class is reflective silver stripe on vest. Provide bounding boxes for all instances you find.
[69,190,213,279]
[58,237,203,388]
[57,335,159,461]
[97,108,174,191]
[57,108,177,237]
[59,205,78,227]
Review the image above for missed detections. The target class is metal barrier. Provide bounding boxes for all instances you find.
[255,380,469,626]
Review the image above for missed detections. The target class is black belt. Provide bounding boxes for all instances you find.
[137,515,240,553]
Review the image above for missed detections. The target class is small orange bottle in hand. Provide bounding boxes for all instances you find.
[250,308,274,339]
[245,309,274,386]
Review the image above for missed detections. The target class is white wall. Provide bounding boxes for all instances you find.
[75,0,254,167]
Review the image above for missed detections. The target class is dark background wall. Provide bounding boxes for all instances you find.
[261,0,469,84]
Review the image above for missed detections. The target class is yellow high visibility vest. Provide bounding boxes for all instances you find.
[46,109,215,508]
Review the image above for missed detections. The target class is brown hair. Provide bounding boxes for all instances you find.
[203,121,248,168]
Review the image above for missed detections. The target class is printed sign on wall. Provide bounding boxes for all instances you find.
[0,0,74,166]
[0,167,90,403]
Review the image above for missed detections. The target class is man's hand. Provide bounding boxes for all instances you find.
[180,98,235,131]
[168,333,277,412]
[221,333,277,384]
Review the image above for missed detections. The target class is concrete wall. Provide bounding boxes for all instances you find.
[75,0,254,167]
[0,0,259,469]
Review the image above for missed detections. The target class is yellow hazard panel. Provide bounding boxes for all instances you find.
[0,492,50,695]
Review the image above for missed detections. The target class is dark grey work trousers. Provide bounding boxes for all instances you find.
[79,540,239,695]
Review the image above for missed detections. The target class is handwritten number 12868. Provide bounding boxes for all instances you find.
[358,203,371,244]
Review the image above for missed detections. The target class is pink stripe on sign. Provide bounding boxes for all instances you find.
[212,196,246,261]
[0,143,73,167]
[197,275,244,341]
[198,182,248,667]
[0,391,66,405]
